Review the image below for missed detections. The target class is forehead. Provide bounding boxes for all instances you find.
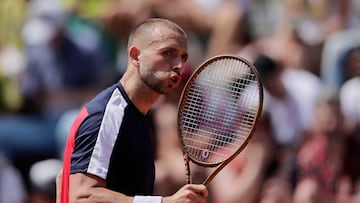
[144,27,188,50]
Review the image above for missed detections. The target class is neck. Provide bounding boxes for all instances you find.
[120,68,161,115]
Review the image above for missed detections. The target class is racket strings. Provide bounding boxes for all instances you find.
[186,85,259,113]
[180,58,261,164]
[181,112,255,140]
[183,139,236,159]
[182,94,258,124]
[182,121,253,145]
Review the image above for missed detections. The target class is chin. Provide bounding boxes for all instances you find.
[161,87,177,95]
[161,89,175,95]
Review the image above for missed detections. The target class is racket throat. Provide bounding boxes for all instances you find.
[184,154,192,184]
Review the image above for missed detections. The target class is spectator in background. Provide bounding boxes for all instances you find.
[0,44,25,113]
[211,112,277,203]
[202,0,252,58]
[0,153,27,203]
[319,0,360,89]
[321,29,360,90]
[28,159,62,203]
[339,45,360,203]
[294,90,347,203]
[258,176,294,203]
[339,46,360,130]
[0,1,27,114]
[20,0,109,116]
[0,0,26,114]
[281,65,323,132]
[253,54,303,150]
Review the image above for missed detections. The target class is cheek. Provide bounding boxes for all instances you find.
[141,59,167,73]
[155,60,172,72]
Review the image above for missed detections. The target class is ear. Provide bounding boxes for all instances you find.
[129,46,140,67]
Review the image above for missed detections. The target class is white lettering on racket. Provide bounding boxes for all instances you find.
[202,149,210,159]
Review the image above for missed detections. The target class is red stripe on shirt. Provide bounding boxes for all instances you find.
[60,107,89,203]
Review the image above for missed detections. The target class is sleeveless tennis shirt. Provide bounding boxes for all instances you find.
[60,82,155,203]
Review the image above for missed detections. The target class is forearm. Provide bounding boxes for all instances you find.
[72,187,133,203]
[70,184,208,203]
[68,173,133,203]
[68,174,206,203]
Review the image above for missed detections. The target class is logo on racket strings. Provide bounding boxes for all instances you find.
[202,149,210,159]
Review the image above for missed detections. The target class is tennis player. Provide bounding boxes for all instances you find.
[57,18,208,203]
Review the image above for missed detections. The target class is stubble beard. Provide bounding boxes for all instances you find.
[139,69,176,95]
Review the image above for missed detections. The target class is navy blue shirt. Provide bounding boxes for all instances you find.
[69,82,155,196]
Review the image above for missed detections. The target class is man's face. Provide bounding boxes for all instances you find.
[137,27,188,94]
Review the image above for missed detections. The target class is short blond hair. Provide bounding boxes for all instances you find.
[127,18,187,50]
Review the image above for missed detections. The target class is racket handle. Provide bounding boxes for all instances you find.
[203,174,214,186]
[183,153,191,184]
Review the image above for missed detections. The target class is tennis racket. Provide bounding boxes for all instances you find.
[177,55,263,186]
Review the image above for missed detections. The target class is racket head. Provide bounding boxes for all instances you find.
[177,55,263,167]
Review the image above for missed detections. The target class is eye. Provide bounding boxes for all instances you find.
[162,50,175,57]
[181,53,189,63]
[162,49,188,63]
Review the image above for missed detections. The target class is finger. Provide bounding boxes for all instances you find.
[186,191,205,203]
[186,184,208,197]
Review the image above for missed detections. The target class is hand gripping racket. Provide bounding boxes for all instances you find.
[177,55,263,186]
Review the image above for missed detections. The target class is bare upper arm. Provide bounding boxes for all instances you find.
[70,173,106,200]
[69,173,132,203]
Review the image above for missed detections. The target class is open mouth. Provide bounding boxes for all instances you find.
[169,75,181,86]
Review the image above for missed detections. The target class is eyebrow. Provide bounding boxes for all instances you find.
[160,46,189,57]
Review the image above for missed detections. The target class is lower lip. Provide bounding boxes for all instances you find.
[173,76,182,85]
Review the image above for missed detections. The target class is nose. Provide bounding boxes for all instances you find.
[173,57,186,75]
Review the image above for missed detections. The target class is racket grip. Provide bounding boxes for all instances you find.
[183,153,191,184]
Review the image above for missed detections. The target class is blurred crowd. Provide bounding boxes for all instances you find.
[0,0,360,202]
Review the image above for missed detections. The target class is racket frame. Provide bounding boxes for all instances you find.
[177,55,264,185]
